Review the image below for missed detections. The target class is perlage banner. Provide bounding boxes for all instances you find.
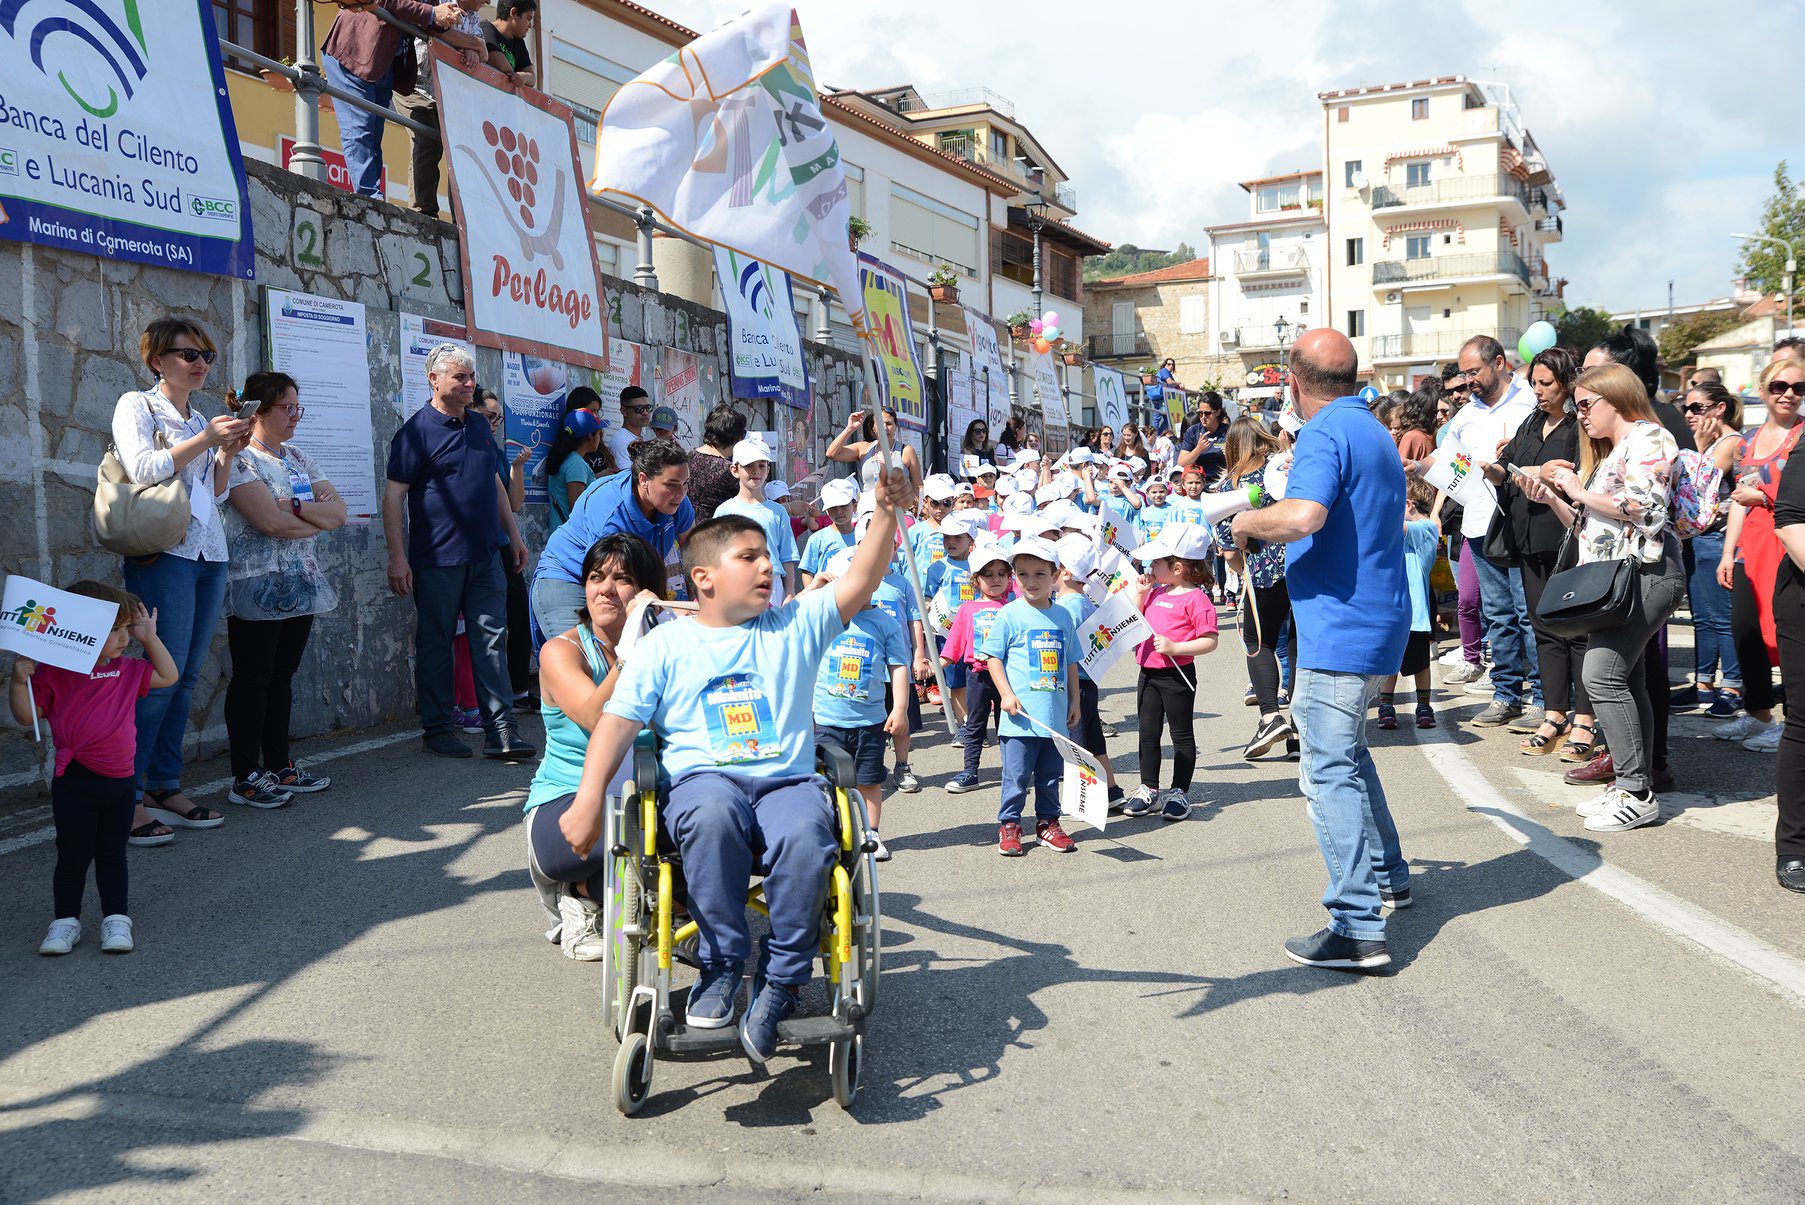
[0,0,254,278]
[433,46,609,369]
[265,289,376,514]
[715,245,809,409]
[1076,589,1152,682]
[859,253,927,430]
[503,352,570,505]
[0,576,120,675]
[1094,365,1130,431]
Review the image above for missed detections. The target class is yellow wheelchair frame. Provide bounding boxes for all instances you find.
[601,732,881,1114]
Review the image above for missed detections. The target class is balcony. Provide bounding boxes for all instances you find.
[1233,246,1310,279]
[1370,327,1524,364]
[1089,332,1151,360]
[1370,173,1529,214]
[916,87,1017,118]
[935,134,1077,213]
[1535,214,1563,242]
[1231,324,1295,352]
[1371,249,1530,289]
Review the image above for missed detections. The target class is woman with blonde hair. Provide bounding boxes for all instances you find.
[1529,362,1682,832]
[1214,414,1296,759]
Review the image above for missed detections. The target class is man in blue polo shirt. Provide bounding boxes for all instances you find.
[384,344,536,762]
[1231,328,1409,973]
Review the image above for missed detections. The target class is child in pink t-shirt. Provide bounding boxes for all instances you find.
[941,544,1014,793]
[1125,523,1220,819]
[9,583,176,956]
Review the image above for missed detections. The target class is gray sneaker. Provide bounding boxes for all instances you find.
[1472,700,1524,727]
[1506,706,1546,735]
[1444,661,1485,686]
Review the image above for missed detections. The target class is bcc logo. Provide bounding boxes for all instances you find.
[190,195,237,222]
[0,149,18,177]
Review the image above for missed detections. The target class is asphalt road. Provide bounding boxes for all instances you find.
[2,621,1802,1202]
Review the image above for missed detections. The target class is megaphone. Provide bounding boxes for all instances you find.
[1196,484,1269,524]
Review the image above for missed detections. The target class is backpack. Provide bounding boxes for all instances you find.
[1669,446,1726,539]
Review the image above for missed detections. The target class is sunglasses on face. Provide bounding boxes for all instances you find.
[1445,383,1470,394]
[1574,396,1606,413]
[167,347,216,365]
[1682,402,1718,415]
[625,403,653,414]
[1767,379,1805,398]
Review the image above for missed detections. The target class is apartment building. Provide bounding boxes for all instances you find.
[1320,76,1564,388]
[1082,257,1216,419]
[1205,170,1326,403]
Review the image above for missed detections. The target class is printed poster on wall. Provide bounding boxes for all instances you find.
[657,347,714,449]
[0,0,254,278]
[432,45,609,369]
[715,246,809,409]
[965,308,1008,387]
[1031,350,1066,435]
[503,352,570,505]
[859,254,927,430]
[264,289,376,514]
[945,371,981,466]
[398,313,471,418]
[578,338,647,438]
[1094,365,1130,431]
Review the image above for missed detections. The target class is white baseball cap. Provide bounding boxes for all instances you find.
[998,492,1038,530]
[1062,511,1103,535]
[1011,469,1039,492]
[1107,464,1135,482]
[1066,447,1096,465]
[764,480,792,501]
[731,438,774,467]
[1131,520,1215,562]
[1013,515,1061,541]
[973,461,998,478]
[923,477,959,502]
[1039,499,1079,529]
[1055,534,1102,579]
[1127,455,1147,473]
[818,478,858,509]
[940,509,989,539]
[994,476,1021,498]
[953,478,977,497]
[968,540,1011,575]
[1012,449,1042,468]
[1009,535,1061,567]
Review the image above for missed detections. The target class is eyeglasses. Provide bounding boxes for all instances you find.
[1681,402,1717,415]
[1766,379,1805,398]
[1445,383,1470,394]
[625,403,653,414]
[166,347,216,365]
[481,410,503,425]
[280,404,306,419]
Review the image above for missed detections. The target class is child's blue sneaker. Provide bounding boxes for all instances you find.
[1704,690,1742,719]
[739,981,800,1064]
[1122,786,1157,817]
[945,771,981,793]
[684,964,742,1030]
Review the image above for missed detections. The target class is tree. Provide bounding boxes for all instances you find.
[1737,161,1805,302]
[1657,310,1742,367]
[1553,305,1617,351]
[1082,243,1200,282]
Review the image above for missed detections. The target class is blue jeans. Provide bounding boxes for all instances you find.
[1292,668,1408,941]
[663,772,837,986]
[322,52,391,198]
[121,553,228,794]
[1275,615,1294,692]
[1686,531,1741,689]
[1466,537,1542,708]
[998,734,1062,824]
[414,554,512,738]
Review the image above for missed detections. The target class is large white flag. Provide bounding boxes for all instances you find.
[590,5,865,332]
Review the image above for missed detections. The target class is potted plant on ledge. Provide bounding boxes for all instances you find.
[847,216,872,252]
[260,59,297,92]
[1060,339,1085,367]
[1005,311,1033,340]
[928,264,961,304]
[1139,366,1158,386]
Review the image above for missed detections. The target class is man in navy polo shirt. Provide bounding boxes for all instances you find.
[1231,328,1409,972]
[383,344,536,761]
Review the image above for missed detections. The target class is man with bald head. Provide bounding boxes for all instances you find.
[1232,329,1410,972]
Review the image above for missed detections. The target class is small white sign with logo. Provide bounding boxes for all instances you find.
[1022,713,1109,832]
[0,576,120,675]
[1075,590,1152,681]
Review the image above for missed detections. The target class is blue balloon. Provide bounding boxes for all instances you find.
[1522,320,1558,358]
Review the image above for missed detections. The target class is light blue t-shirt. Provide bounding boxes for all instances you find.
[979,597,1077,739]
[923,556,972,616]
[910,524,946,574]
[714,497,799,567]
[813,607,909,729]
[1053,591,1099,682]
[873,574,921,634]
[546,454,595,535]
[1403,518,1440,634]
[1284,397,1409,675]
[801,524,857,577]
[606,587,846,785]
[1136,503,1179,543]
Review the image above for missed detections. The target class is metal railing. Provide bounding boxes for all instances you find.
[1088,333,1150,359]
[917,87,1017,118]
[1371,249,1530,286]
[1370,172,1529,211]
[1233,246,1309,275]
[935,135,1077,211]
[1370,327,1523,362]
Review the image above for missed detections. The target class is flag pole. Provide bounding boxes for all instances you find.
[854,341,963,736]
[26,677,39,742]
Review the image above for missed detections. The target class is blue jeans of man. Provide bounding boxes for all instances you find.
[663,772,837,986]
[1292,668,1408,941]
[1686,531,1741,689]
[1466,537,1542,708]
[413,553,513,738]
[322,52,391,198]
[998,734,1062,824]
[122,552,228,795]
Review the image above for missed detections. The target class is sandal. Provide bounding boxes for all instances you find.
[1559,723,1598,763]
[128,820,175,848]
[1520,716,1572,756]
[144,788,225,830]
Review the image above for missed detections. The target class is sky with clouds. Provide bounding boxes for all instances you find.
[642,0,1800,313]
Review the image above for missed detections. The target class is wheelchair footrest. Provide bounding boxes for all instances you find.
[661,1014,856,1054]
[774,1015,856,1047]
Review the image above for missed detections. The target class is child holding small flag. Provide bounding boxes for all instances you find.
[1125,524,1219,821]
[1054,536,1125,805]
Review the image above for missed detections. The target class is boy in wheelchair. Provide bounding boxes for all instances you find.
[559,464,915,1063]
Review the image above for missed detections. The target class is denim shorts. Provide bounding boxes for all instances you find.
[817,722,889,786]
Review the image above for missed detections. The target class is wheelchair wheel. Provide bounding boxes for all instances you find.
[846,802,881,1015]
[613,1031,653,1115]
[608,855,644,1041]
[829,1033,863,1109]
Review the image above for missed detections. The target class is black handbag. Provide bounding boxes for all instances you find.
[1534,493,1637,639]
[1481,497,1521,567]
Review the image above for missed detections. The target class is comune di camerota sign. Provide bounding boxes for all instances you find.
[432,45,609,370]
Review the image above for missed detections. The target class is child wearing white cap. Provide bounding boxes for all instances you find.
[1052,536,1125,806]
[941,541,1015,792]
[714,439,800,605]
[1135,477,1180,544]
[1124,523,1220,821]
[923,509,987,717]
[910,475,958,574]
[799,477,860,588]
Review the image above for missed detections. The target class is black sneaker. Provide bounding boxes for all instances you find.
[483,730,538,761]
[1283,926,1390,972]
[1381,887,1413,910]
[1668,683,1699,711]
[423,732,474,759]
[1243,713,1293,760]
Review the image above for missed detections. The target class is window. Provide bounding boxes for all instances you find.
[1405,161,1432,189]
[1256,182,1303,212]
[989,129,1007,163]
[1405,235,1431,260]
[1346,237,1364,266]
[215,0,294,70]
[592,237,621,278]
[843,162,864,218]
[1111,301,1136,356]
[1179,294,1206,335]
[889,184,980,275]
[1344,159,1363,188]
[1299,300,1309,314]
[1411,97,1428,120]
[1337,106,1350,123]
[1346,309,1366,338]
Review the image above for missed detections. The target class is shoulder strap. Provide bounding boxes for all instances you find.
[574,624,609,680]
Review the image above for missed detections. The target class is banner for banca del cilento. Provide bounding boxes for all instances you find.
[0,0,255,279]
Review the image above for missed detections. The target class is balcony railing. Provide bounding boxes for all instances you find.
[936,135,1077,211]
[1535,214,1563,240]
[1370,327,1524,363]
[1233,324,1293,351]
[1233,246,1309,276]
[917,87,1016,118]
[1371,173,1529,211]
[1371,249,1530,287]
[1089,332,1151,360]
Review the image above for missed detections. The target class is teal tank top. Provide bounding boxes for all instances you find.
[525,626,619,811]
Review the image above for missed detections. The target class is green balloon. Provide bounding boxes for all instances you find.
[1518,334,1535,363]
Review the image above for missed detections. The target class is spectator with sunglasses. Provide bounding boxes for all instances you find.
[1674,381,1745,719]
[603,386,655,474]
[110,320,255,845]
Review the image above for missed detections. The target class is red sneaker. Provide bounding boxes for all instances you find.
[1036,819,1076,852]
[927,682,944,707]
[997,822,1024,857]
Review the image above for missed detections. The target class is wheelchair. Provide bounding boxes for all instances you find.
[600,732,882,1115]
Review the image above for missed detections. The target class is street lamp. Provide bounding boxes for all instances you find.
[1275,315,1292,406]
[1732,232,1799,334]
[1024,198,1050,318]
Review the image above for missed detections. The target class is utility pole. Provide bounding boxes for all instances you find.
[1732,232,1799,335]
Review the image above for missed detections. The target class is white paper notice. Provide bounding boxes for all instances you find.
[266,289,376,514]
[399,314,472,418]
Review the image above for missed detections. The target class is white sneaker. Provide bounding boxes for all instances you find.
[100,914,134,953]
[1463,677,1499,697]
[557,890,604,961]
[1445,661,1485,686]
[1576,788,1619,818]
[39,917,80,956]
[871,835,892,863]
[1438,647,1469,668]
[1714,714,1771,742]
[1584,788,1661,832]
[1743,725,1783,753]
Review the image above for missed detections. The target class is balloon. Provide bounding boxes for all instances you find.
[1029,319,1044,334]
[1523,320,1558,358]
[1033,337,1052,354]
[1043,325,1060,340]
[1517,334,1535,364]
[1042,311,1060,325]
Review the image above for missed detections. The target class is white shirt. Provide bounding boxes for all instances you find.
[1442,375,1536,539]
[110,389,253,562]
[604,424,646,473]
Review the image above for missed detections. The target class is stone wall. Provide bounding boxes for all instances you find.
[0,159,863,799]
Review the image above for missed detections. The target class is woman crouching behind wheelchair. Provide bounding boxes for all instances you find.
[526,534,665,960]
